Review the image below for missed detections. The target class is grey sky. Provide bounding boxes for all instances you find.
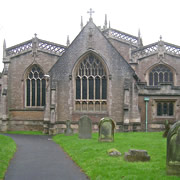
[0,0,180,71]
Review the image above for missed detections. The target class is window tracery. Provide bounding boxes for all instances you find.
[149,64,173,86]
[26,65,46,107]
[75,54,107,111]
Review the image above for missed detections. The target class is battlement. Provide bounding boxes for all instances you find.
[103,28,138,46]
[6,38,66,57]
[131,41,180,60]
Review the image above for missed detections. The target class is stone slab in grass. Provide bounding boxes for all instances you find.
[124,149,150,162]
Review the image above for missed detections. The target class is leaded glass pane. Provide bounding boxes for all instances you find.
[164,72,168,82]
[82,77,87,99]
[154,72,158,85]
[159,72,163,83]
[149,72,153,85]
[102,77,107,99]
[89,77,94,99]
[169,102,174,116]
[76,77,81,99]
[157,103,162,116]
[27,79,30,106]
[42,79,46,106]
[37,79,40,106]
[32,79,35,106]
[163,103,168,115]
[95,77,100,99]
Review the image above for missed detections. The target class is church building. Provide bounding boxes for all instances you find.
[0,12,180,134]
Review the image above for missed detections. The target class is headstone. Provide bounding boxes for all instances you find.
[64,120,73,136]
[163,120,170,138]
[78,116,92,139]
[98,117,116,142]
[124,149,150,162]
[167,121,180,176]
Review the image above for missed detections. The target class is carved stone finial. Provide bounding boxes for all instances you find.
[109,21,111,29]
[137,29,143,48]
[104,14,107,29]
[3,39,6,58]
[158,35,165,59]
[160,35,162,41]
[87,8,95,21]
[80,16,83,30]
[32,34,38,58]
[34,33,37,38]
[66,35,70,46]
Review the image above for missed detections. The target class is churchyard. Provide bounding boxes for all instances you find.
[1,118,180,179]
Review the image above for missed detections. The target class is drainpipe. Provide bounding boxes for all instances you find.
[144,97,149,132]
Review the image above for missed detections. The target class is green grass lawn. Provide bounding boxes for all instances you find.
[0,135,16,180]
[53,132,179,180]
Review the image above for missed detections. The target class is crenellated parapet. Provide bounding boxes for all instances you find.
[103,28,139,47]
[5,38,67,57]
[131,40,180,62]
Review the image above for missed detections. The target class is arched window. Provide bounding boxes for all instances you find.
[149,65,173,86]
[75,54,107,111]
[26,65,46,107]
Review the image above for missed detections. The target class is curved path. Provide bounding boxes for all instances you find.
[4,134,89,180]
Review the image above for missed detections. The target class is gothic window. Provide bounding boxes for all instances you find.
[26,65,46,107]
[156,101,174,116]
[75,54,107,111]
[149,65,173,86]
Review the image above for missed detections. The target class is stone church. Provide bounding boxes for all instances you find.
[0,13,180,134]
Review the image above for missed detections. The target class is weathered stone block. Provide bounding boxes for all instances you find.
[124,149,150,162]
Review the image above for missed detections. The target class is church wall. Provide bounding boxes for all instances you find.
[7,51,59,131]
[50,22,137,133]
[135,54,180,85]
[108,39,132,62]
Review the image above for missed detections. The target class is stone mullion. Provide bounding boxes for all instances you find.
[30,79,32,107]
[35,79,37,106]
[80,77,82,111]
[93,76,95,111]
[40,79,42,106]
[87,77,89,111]
[100,77,102,111]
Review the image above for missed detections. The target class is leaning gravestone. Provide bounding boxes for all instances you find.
[78,116,92,139]
[64,120,73,136]
[98,117,116,142]
[167,121,180,176]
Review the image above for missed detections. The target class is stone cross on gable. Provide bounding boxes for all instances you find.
[87,8,95,21]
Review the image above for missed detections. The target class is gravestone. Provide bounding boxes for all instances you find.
[98,117,116,142]
[64,120,73,136]
[78,116,92,139]
[124,149,150,162]
[167,121,180,176]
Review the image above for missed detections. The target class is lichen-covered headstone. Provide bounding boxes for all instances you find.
[78,116,92,139]
[64,120,73,136]
[98,117,116,142]
[167,121,180,176]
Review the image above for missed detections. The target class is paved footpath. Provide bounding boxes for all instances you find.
[4,134,89,180]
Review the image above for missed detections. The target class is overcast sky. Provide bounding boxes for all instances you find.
[0,0,180,71]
